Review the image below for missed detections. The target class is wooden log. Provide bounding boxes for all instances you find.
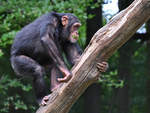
[36,0,150,113]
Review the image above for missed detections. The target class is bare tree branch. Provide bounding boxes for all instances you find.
[36,0,150,113]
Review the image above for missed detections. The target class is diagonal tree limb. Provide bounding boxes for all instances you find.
[36,0,150,113]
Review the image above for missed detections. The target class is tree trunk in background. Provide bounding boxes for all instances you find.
[116,0,133,113]
[84,1,102,113]
[86,1,102,45]
[146,20,150,113]
[118,0,133,9]
[84,84,102,113]
[116,42,132,113]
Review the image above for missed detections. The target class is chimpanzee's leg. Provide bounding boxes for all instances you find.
[50,66,63,92]
[11,55,47,104]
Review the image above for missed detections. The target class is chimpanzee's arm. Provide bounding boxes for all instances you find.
[40,22,71,82]
[63,42,82,66]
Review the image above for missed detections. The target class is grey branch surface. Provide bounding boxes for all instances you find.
[36,0,150,113]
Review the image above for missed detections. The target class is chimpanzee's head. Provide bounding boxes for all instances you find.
[59,13,81,43]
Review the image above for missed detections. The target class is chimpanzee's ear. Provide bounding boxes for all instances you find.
[61,16,68,27]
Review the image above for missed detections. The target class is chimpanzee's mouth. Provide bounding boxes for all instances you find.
[72,35,78,40]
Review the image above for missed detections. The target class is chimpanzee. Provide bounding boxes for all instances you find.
[10,12,108,105]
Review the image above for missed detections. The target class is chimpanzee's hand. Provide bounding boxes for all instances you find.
[97,61,109,72]
[57,72,72,82]
[57,67,72,82]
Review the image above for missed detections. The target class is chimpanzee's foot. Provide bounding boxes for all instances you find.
[38,95,50,106]
[39,84,62,106]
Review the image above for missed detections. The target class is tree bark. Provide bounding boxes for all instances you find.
[84,1,102,113]
[36,0,150,113]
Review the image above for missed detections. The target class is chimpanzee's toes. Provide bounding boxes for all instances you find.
[37,95,50,106]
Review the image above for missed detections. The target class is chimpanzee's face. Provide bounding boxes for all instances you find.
[61,14,81,43]
[69,22,81,43]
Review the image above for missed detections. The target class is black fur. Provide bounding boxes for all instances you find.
[10,12,82,104]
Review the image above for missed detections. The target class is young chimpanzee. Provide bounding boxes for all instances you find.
[10,12,108,105]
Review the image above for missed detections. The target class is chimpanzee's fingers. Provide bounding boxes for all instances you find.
[97,67,106,72]
[57,77,66,82]
[97,63,105,68]
[40,99,47,106]
[101,61,108,65]
[97,61,107,66]
[40,95,50,106]
[97,66,105,70]
[97,64,105,70]
[104,62,109,69]
[57,77,69,82]
[57,75,72,82]
[97,62,109,69]
[43,96,49,101]
[41,101,47,106]
[97,62,108,72]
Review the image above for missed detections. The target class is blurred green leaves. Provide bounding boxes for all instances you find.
[99,70,124,88]
[0,75,33,112]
